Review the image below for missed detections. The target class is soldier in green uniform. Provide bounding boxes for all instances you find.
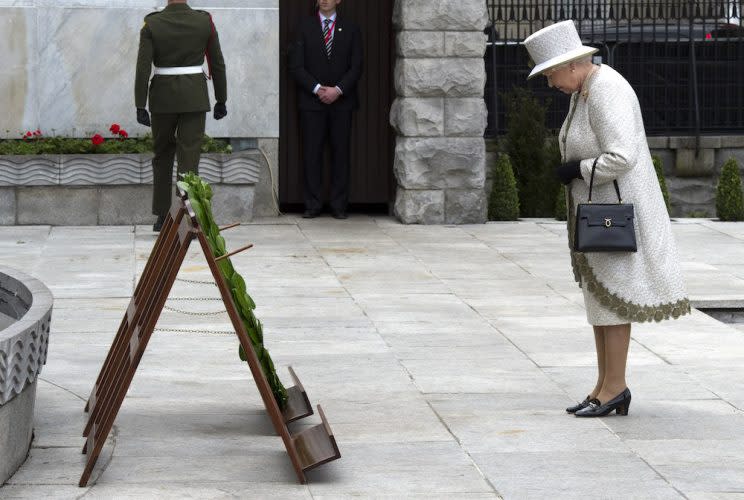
[135,0,228,231]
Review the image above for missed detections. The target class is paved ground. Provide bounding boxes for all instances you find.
[1,217,744,499]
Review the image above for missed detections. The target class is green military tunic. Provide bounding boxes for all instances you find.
[135,2,227,216]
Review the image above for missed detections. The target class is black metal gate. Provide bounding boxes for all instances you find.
[485,1,744,136]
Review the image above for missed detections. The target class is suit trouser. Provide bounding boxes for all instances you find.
[300,108,353,212]
[151,111,206,216]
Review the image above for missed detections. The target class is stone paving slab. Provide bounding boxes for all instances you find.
[1,218,743,498]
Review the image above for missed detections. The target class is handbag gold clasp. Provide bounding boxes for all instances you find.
[604,218,612,228]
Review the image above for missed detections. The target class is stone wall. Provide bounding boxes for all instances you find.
[0,0,279,139]
[390,0,489,224]
[649,136,744,218]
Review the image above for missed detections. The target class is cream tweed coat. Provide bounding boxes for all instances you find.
[560,65,690,325]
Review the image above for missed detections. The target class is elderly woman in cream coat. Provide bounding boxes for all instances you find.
[524,21,690,417]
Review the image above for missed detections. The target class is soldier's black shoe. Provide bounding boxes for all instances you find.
[302,209,321,219]
[153,215,165,232]
[331,210,348,220]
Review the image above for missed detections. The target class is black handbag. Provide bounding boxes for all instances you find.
[574,158,637,252]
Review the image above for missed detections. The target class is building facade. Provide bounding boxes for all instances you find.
[0,0,491,224]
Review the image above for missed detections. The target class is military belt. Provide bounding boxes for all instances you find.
[153,66,204,76]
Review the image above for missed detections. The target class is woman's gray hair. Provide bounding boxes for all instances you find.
[554,57,593,71]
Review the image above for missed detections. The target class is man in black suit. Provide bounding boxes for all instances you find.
[289,0,363,219]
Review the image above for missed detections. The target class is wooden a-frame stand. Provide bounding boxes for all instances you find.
[79,189,340,487]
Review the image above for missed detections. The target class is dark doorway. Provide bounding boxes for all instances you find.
[279,0,396,213]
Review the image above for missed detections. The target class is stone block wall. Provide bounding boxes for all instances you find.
[649,136,744,218]
[390,0,489,224]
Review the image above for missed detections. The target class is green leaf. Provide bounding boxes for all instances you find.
[255,319,264,344]
[232,288,255,319]
[217,259,233,278]
[244,325,261,346]
[231,273,256,309]
[215,235,227,256]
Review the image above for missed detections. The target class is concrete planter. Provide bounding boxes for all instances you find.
[0,265,53,484]
[0,152,264,225]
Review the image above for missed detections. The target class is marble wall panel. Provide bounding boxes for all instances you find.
[0,8,38,135]
[35,7,148,138]
[207,6,279,138]
[0,1,275,6]
[0,2,279,138]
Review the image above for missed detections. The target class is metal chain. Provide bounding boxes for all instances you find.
[163,304,227,316]
[168,297,222,301]
[176,277,215,285]
[154,327,234,335]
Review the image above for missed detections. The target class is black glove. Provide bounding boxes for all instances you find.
[556,161,583,185]
[136,108,151,127]
[214,102,227,120]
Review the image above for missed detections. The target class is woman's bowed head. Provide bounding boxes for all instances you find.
[524,21,603,184]
[524,20,599,94]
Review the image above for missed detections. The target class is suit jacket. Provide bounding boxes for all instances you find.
[135,3,227,114]
[289,14,363,111]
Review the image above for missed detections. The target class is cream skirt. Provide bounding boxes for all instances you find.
[582,286,627,326]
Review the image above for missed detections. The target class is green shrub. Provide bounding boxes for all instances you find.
[545,135,565,220]
[488,153,520,221]
[716,157,744,221]
[554,187,567,221]
[652,156,671,213]
[503,88,560,217]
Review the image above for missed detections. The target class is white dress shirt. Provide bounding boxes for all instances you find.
[312,12,343,97]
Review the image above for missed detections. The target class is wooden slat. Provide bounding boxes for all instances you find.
[292,405,341,472]
[80,214,193,486]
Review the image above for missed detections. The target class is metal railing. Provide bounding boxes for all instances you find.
[485,1,744,136]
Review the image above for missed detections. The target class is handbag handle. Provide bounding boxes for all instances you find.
[587,157,623,203]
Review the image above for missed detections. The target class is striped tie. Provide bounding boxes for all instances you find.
[323,18,333,58]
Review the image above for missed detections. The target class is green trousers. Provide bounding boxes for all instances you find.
[151,111,206,216]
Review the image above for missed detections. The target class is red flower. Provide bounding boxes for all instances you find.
[109,123,121,134]
[91,134,105,146]
[34,129,42,136]
[118,129,129,139]
[24,131,33,138]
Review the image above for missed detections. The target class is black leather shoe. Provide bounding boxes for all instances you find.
[153,215,165,232]
[302,209,321,219]
[331,210,348,220]
[575,388,631,417]
[566,396,596,414]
